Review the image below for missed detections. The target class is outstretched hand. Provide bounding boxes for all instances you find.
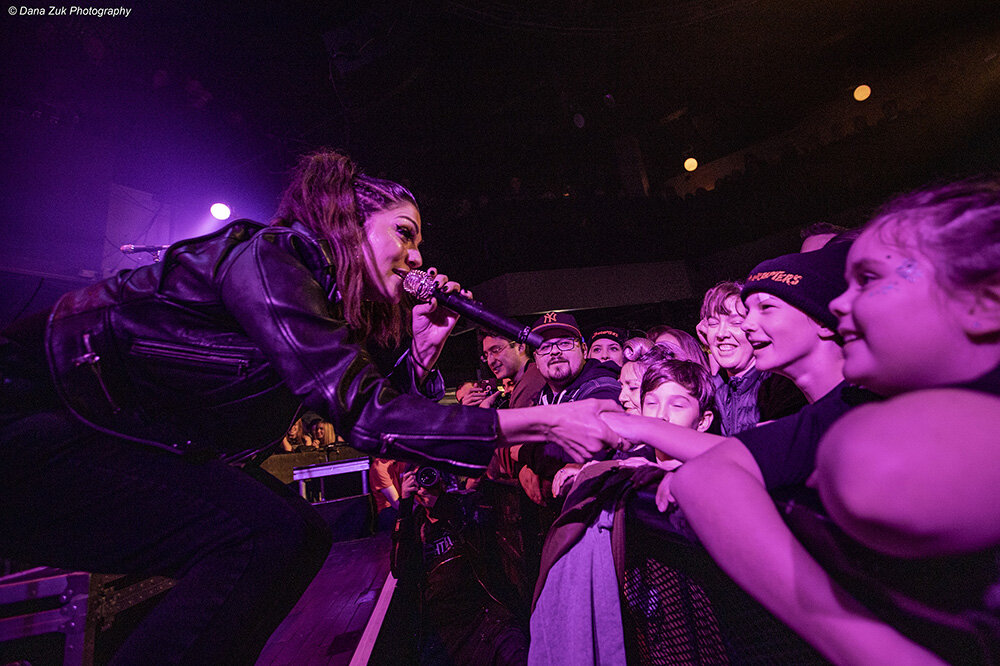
[545,399,626,462]
[479,390,502,408]
[695,318,721,376]
[519,465,547,505]
[458,385,498,408]
[655,471,676,512]
[599,411,645,451]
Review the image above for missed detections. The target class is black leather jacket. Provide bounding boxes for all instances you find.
[44,219,498,470]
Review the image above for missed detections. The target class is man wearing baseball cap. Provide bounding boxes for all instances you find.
[530,313,621,404]
[513,312,622,482]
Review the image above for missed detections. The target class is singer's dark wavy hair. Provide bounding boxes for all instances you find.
[272,149,417,347]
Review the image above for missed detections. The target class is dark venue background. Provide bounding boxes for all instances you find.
[3,0,1000,384]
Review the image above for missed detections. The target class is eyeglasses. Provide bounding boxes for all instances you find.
[480,342,515,363]
[535,339,580,356]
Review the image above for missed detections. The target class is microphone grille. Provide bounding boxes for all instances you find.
[401,269,436,300]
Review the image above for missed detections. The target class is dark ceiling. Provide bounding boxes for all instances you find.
[6,0,999,193]
[3,0,1000,277]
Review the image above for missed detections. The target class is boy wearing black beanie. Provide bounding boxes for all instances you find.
[739,240,851,405]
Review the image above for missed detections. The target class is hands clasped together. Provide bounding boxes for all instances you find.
[535,398,632,462]
[537,406,682,509]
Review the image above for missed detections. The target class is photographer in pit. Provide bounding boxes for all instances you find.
[391,465,529,665]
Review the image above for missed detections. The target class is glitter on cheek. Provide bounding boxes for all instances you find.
[895,259,922,283]
[873,281,899,296]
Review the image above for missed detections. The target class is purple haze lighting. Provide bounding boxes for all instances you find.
[210,203,232,221]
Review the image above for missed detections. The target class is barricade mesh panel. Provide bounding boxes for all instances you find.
[620,504,829,665]
[622,555,730,664]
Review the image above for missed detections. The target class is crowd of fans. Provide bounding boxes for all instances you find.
[370,180,1000,665]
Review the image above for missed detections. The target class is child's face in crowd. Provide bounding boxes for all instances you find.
[618,362,643,414]
[589,339,624,366]
[704,295,755,375]
[830,227,971,396]
[641,381,709,430]
[742,292,826,375]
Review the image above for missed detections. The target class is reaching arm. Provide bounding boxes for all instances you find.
[670,438,946,665]
[379,485,401,511]
[496,399,622,463]
[601,412,726,462]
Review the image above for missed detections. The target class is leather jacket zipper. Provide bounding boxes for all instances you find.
[130,340,251,376]
[73,332,122,414]
[361,429,491,472]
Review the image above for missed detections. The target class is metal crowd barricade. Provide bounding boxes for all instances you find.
[618,488,828,665]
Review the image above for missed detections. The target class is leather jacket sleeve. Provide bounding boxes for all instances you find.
[217,226,498,472]
[391,347,446,401]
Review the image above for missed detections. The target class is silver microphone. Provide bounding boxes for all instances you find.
[400,269,543,348]
[401,269,437,301]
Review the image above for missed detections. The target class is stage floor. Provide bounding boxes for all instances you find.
[256,532,391,665]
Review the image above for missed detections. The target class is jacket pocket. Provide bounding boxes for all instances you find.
[129,339,253,377]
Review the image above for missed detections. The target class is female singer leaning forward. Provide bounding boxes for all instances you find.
[0,149,620,664]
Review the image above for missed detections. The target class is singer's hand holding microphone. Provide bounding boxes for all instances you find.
[400,268,543,348]
[401,266,623,461]
[399,267,471,377]
[401,266,547,377]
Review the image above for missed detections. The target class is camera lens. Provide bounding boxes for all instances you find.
[416,466,441,488]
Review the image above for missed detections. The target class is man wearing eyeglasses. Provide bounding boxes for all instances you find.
[512,312,622,481]
[472,332,546,410]
[531,313,620,404]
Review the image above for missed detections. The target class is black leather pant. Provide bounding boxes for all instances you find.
[0,349,332,664]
